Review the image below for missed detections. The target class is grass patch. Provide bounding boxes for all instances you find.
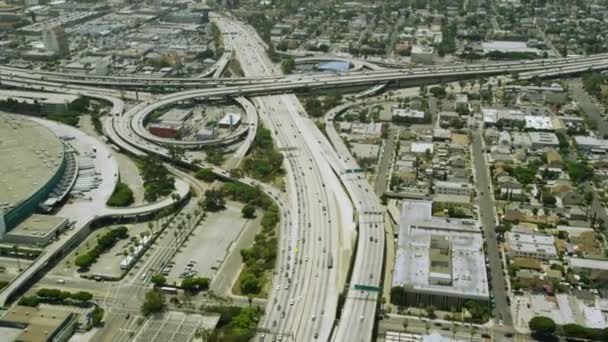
[106,182,135,207]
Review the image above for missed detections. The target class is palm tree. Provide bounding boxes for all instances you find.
[13,245,21,271]
[128,246,135,256]
[425,322,431,335]
[147,222,154,234]
[402,319,408,332]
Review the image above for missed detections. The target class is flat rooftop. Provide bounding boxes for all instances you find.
[0,114,64,215]
[8,214,67,237]
[393,200,489,300]
[570,257,608,271]
[0,90,78,106]
[159,108,192,123]
[0,305,72,342]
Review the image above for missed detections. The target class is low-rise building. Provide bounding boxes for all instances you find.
[574,136,608,153]
[0,90,79,115]
[393,200,489,310]
[3,214,68,246]
[434,181,474,197]
[528,132,559,149]
[411,45,434,64]
[218,112,241,128]
[506,230,558,260]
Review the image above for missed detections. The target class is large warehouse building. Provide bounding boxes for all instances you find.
[0,114,66,238]
[393,200,489,310]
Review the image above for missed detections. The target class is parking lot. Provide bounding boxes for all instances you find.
[134,311,219,342]
[49,222,153,279]
[162,202,254,283]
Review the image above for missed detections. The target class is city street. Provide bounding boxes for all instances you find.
[471,132,513,333]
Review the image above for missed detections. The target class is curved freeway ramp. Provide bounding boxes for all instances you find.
[129,96,257,149]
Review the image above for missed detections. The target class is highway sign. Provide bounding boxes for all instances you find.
[354,284,382,293]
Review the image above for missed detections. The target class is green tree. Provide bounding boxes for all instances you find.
[305,98,324,117]
[529,316,556,335]
[106,182,134,207]
[151,274,167,287]
[240,272,261,294]
[141,290,165,316]
[71,291,93,302]
[202,190,226,212]
[241,204,256,218]
[281,57,295,74]
[195,168,216,182]
[91,305,104,327]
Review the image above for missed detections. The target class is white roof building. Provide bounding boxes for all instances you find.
[528,132,559,149]
[525,115,553,130]
[482,41,540,55]
[506,230,557,260]
[574,136,608,152]
[410,142,434,154]
[218,112,242,127]
[394,108,426,119]
[393,200,489,301]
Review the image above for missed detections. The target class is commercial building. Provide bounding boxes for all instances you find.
[482,108,527,128]
[434,181,474,197]
[4,214,68,246]
[0,114,65,238]
[528,132,560,150]
[481,41,540,55]
[574,136,608,153]
[148,123,183,139]
[411,45,434,64]
[0,90,79,115]
[524,115,553,131]
[505,230,557,260]
[159,108,193,126]
[393,108,426,120]
[393,200,489,310]
[218,112,241,128]
[195,126,217,140]
[42,25,70,56]
[569,258,608,282]
[0,305,77,342]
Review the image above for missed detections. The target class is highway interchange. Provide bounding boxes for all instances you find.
[2,12,608,342]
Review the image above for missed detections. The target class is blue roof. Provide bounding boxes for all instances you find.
[317,61,350,72]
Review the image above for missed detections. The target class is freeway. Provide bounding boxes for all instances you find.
[5,56,608,105]
[217,14,386,342]
[2,52,608,90]
[216,18,351,342]
[322,102,385,342]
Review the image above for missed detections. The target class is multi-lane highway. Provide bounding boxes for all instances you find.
[2,51,608,91]
[215,18,351,341]
[215,15,386,342]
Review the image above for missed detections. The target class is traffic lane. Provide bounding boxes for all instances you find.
[472,133,512,326]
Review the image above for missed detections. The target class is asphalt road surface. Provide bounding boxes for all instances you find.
[471,132,512,328]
